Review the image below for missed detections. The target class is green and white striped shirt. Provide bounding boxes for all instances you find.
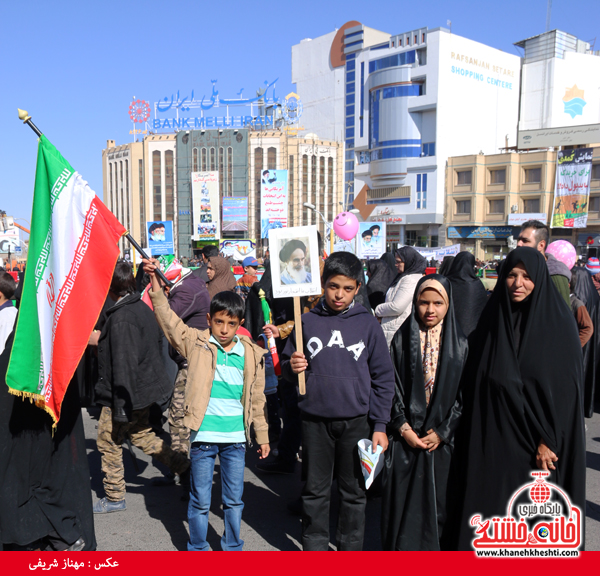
[191,335,246,444]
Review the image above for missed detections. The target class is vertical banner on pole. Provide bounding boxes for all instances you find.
[551,148,593,228]
[192,171,220,240]
[261,169,288,239]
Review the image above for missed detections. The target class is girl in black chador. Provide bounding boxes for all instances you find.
[381,274,468,550]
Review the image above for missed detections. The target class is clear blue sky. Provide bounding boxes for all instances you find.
[1,0,598,234]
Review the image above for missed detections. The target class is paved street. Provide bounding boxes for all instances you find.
[84,406,600,551]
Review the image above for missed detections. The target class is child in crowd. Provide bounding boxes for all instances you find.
[143,259,270,552]
[0,271,17,355]
[281,252,395,551]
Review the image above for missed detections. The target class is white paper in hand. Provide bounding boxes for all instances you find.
[357,438,384,489]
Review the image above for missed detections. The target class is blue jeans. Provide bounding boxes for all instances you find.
[187,442,246,551]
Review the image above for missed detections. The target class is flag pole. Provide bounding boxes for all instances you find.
[17,108,173,288]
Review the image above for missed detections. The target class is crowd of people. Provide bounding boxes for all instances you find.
[0,219,596,551]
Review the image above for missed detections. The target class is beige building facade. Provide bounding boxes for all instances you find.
[445,149,600,260]
[249,132,344,243]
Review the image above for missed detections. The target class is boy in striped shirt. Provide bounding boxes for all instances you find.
[145,260,269,551]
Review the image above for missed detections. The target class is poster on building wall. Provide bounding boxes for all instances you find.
[220,239,256,261]
[147,221,174,256]
[261,169,288,239]
[356,222,386,259]
[192,171,220,240]
[551,148,594,228]
[222,197,248,233]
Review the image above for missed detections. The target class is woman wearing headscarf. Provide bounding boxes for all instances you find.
[452,247,585,550]
[437,256,454,276]
[445,251,489,338]
[375,247,427,346]
[381,275,468,551]
[366,259,396,310]
[206,255,237,299]
[380,252,397,276]
[571,266,600,417]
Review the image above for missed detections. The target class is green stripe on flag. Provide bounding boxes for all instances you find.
[6,136,74,399]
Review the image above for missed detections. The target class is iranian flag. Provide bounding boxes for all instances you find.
[6,135,126,424]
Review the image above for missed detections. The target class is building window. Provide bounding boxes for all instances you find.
[360,62,365,138]
[489,168,506,185]
[219,147,224,197]
[456,199,471,215]
[165,150,174,223]
[289,155,294,226]
[254,147,263,196]
[405,230,417,246]
[125,159,130,232]
[456,170,472,186]
[590,196,600,212]
[328,157,334,223]
[193,148,198,172]
[109,163,113,211]
[152,151,161,220]
[523,198,541,213]
[139,159,146,246]
[488,198,505,214]
[422,142,435,156]
[416,174,428,209]
[120,161,124,224]
[369,89,380,148]
[201,148,207,172]
[210,147,216,172]
[267,147,276,170]
[369,50,416,73]
[227,147,233,196]
[319,156,326,227]
[592,164,600,180]
[302,155,308,224]
[524,167,542,183]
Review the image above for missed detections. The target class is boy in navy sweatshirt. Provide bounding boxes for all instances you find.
[281,252,395,551]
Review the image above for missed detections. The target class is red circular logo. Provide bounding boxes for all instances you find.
[587,236,594,245]
[529,479,551,504]
[128,99,150,123]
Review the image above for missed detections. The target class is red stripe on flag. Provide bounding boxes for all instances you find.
[46,196,125,422]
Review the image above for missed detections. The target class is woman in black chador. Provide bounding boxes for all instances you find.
[445,251,488,338]
[381,274,468,550]
[452,247,586,550]
[571,266,600,417]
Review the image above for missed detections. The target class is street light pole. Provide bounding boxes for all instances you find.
[303,202,334,256]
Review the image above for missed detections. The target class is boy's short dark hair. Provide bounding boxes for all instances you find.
[202,245,219,259]
[322,252,362,285]
[110,261,135,297]
[0,272,16,300]
[210,291,245,321]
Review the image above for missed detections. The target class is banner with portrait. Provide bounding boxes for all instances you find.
[147,220,174,256]
[551,148,593,228]
[268,226,321,298]
[192,171,220,240]
[261,169,288,239]
[356,222,386,259]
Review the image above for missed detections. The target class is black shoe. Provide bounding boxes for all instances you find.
[178,467,191,488]
[287,497,302,516]
[256,459,295,474]
[152,471,176,487]
[66,538,86,551]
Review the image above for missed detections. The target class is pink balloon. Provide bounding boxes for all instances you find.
[333,212,359,241]
[546,240,576,271]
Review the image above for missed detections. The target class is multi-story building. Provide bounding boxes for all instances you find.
[102,129,343,258]
[102,140,143,254]
[248,131,343,242]
[445,149,600,259]
[293,22,521,251]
